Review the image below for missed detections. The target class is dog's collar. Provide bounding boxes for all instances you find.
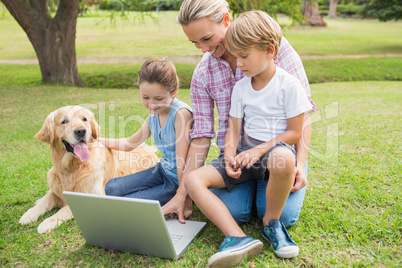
[62,140,74,154]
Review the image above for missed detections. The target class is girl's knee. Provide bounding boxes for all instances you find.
[104,178,118,196]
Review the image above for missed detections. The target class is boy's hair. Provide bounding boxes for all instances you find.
[177,0,230,26]
[138,58,179,93]
[225,11,282,61]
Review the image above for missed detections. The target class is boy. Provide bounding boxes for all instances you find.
[184,11,312,267]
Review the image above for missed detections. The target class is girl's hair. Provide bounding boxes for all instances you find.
[177,0,230,25]
[225,11,282,62]
[138,58,179,93]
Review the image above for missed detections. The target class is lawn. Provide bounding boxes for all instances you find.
[0,7,401,268]
[0,81,401,267]
[0,10,401,60]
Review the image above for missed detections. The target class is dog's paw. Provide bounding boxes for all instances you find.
[19,209,39,225]
[37,217,66,234]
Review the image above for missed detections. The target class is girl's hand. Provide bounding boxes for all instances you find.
[225,155,241,179]
[235,147,264,169]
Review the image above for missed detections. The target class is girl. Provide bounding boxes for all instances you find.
[99,58,193,208]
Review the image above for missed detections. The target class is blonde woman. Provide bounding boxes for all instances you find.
[162,0,315,248]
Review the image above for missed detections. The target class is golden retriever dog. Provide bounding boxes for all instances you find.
[19,106,158,233]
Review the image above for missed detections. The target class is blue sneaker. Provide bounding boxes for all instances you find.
[261,220,299,258]
[207,236,263,268]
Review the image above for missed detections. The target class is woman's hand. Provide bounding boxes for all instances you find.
[291,165,307,193]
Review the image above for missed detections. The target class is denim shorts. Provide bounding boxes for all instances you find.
[210,137,296,192]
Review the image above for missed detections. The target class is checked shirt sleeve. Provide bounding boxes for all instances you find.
[189,68,216,140]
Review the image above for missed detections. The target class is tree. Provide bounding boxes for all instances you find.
[361,0,402,21]
[301,0,327,26]
[227,0,306,26]
[2,0,85,86]
[328,0,340,18]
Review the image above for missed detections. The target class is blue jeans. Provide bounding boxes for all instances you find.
[105,163,178,206]
[211,159,308,227]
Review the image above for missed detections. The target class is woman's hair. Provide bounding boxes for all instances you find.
[225,11,282,61]
[138,58,179,93]
[177,0,230,25]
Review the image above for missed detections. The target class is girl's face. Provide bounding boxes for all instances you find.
[140,82,176,115]
[182,16,230,58]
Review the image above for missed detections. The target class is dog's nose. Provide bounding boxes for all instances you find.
[74,127,86,139]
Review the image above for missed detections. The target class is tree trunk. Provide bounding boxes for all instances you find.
[2,0,85,87]
[301,0,327,27]
[328,0,340,18]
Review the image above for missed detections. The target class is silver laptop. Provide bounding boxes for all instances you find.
[63,191,206,259]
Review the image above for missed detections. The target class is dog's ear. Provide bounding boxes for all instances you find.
[89,111,100,140]
[35,111,55,144]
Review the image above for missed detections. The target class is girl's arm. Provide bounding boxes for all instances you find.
[224,116,243,179]
[235,113,305,169]
[98,119,152,152]
[174,109,193,187]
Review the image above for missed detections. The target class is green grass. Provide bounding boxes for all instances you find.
[0,82,401,267]
[0,11,401,60]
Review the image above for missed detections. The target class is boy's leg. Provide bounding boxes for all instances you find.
[260,145,299,258]
[256,159,308,227]
[263,146,296,225]
[185,164,263,267]
[185,164,244,237]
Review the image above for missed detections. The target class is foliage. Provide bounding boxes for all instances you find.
[320,3,363,16]
[227,0,306,26]
[98,0,183,11]
[360,0,402,21]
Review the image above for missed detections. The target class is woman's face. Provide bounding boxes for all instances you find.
[182,16,230,58]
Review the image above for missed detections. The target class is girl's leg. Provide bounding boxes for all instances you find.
[105,163,164,197]
[263,147,296,226]
[185,164,245,237]
[256,159,308,227]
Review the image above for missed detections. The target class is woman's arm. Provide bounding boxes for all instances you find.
[98,119,151,151]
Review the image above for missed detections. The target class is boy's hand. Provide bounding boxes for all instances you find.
[225,155,241,179]
[235,147,264,169]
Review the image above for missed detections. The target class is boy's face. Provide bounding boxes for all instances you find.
[232,46,273,78]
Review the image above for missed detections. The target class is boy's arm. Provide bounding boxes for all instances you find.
[235,113,304,169]
[98,120,151,151]
[224,116,243,179]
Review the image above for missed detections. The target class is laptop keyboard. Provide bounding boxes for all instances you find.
[170,233,183,245]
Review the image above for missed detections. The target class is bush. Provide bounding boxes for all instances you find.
[337,4,363,16]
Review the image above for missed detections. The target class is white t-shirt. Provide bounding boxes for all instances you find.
[229,66,312,142]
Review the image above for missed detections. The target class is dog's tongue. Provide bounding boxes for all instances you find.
[73,142,90,162]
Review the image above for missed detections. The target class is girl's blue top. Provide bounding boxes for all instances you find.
[148,98,192,185]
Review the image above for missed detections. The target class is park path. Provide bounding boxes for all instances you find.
[0,54,401,64]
